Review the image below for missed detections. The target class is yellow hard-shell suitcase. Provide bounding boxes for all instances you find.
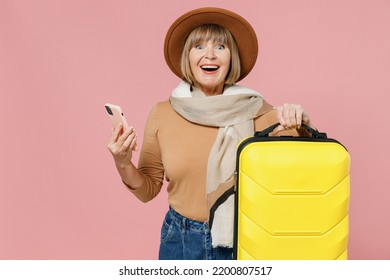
[233,124,350,260]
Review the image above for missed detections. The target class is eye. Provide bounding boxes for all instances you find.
[195,44,204,50]
[216,44,225,50]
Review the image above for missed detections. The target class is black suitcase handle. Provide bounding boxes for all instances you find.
[254,123,327,139]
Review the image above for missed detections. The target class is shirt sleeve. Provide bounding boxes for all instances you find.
[129,104,165,202]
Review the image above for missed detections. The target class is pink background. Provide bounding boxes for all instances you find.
[1,0,389,260]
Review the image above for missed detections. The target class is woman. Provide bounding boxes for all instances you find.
[107,7,313,260]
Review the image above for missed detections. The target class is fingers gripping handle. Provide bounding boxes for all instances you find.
[254,123,327,138]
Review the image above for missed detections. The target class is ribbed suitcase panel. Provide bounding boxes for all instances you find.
[235,139,350,260]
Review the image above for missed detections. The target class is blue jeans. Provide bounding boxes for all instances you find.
[159,207,233,260]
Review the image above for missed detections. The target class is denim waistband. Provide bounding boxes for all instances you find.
[168,207,210,234]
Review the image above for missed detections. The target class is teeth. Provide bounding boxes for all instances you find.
[201,65,219,70]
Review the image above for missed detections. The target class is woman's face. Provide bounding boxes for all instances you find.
[189,40,231,95]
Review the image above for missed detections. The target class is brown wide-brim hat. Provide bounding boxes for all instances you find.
[164,7,258,82]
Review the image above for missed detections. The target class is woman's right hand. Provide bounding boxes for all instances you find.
[107,124,139,166]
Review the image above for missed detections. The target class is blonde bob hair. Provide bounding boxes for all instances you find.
[180,24,241,86]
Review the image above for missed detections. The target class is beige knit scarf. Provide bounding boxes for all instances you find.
[170,81,263,248]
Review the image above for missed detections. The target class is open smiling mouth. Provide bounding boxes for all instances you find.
[200,65,219,73]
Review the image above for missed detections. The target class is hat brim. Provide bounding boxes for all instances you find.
[164,7,258,82]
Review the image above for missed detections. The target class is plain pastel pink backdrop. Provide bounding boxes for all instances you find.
[0,0,389,260]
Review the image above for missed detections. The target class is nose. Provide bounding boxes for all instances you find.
[204,45,216,60]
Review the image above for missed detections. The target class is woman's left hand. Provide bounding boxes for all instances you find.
[276,103,311,131]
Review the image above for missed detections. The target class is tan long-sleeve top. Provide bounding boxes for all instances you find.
[130,100,293,222]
